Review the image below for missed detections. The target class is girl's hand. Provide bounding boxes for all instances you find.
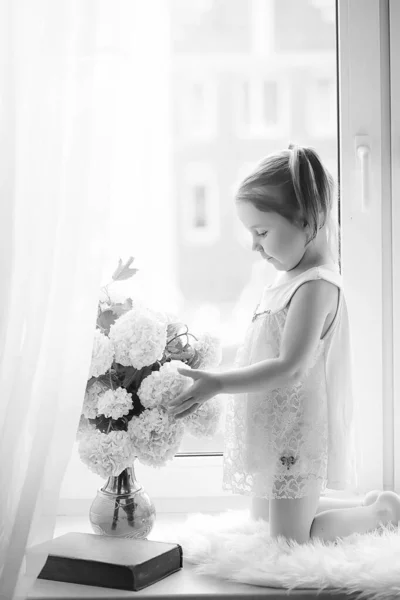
[166,367,222,420]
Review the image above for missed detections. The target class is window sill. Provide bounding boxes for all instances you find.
[28,512,360,600]
[57,489,363,517]
[60,454,364,515]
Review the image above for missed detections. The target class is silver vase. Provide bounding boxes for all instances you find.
[89,462,156,539]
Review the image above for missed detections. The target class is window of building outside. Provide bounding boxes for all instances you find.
[177,79,217,140]
[182,163,220,245]
[235,77,289,138]
[263,80,278,126]
[194,185,207,228]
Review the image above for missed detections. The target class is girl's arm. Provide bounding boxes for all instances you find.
[218,279,337,395]
[217,357,298,395]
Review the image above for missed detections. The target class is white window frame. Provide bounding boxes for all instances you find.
[59,0,400,517]
[338,0,394,493]
[234,74,290,139]
[390,0,400,493]
[181,162,220,245]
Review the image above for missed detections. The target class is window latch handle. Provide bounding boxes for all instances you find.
[355,135,371,213]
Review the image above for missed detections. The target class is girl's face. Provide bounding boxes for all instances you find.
[236,201,309,272]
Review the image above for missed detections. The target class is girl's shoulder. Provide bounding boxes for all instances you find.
[266,262,342,292]
[258,263,343,315]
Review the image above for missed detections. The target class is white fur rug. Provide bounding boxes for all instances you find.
[156,510,400,600]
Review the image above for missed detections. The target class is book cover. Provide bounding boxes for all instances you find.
[33,532,183,591]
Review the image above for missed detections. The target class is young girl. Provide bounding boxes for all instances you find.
[167,144,400,545]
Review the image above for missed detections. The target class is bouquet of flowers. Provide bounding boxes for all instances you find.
[77,257,224,479]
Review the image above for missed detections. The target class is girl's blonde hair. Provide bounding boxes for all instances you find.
[235,143,340,267]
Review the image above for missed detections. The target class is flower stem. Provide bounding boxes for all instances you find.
[167,330,198,346]
[111,472,122,530]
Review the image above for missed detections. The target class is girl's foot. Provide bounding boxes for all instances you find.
[373,491,400,526]
[362,490,381,506]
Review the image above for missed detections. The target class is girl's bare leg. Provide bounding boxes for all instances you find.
[250,490,381,522]
[315,490,381,514]
[310,491,400,543]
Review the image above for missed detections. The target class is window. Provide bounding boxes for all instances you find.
[177,79,217,140]
[181,163,220,245]
[59,0,400,514]
[193,184,207,228]
[234,76,290,138]
[263,80,278,126]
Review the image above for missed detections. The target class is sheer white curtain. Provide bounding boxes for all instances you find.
[0,1,131,598]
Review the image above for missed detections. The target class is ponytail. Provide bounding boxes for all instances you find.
[288,143,323,243]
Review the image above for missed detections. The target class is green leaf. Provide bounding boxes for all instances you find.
[111,298,133,318]
[97,309,117,335]
[97,371,120,389]
[86,376,97,390]
[112,257,138,282]
[93,414,113,433]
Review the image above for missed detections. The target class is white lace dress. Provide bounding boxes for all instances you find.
[222,263,358,500]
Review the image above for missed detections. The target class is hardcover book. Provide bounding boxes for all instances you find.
[33,532,183,591]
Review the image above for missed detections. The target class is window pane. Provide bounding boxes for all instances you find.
[241,81,251,127]
[194,185,207,228]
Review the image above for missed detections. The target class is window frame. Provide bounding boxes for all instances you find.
[338,0,394,492]
[390,0,400,493]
